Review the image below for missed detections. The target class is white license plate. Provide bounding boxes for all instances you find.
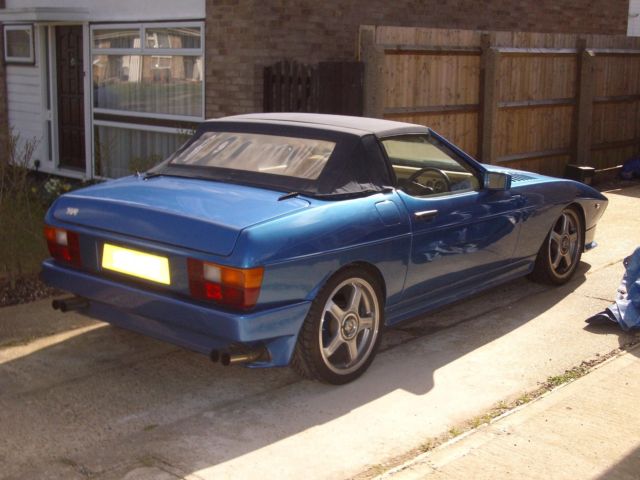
[102,243,171,285]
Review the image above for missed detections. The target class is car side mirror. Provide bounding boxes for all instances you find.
[484,172,511,191]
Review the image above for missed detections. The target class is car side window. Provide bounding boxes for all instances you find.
[381,135,481,197]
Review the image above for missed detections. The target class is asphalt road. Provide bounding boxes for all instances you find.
[1,185,639,480]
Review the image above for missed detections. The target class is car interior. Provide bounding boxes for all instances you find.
[381,135,481,197]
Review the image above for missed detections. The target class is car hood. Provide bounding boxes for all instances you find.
[50,175,310,256]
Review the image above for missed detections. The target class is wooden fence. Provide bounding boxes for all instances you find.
[359,26,640,176]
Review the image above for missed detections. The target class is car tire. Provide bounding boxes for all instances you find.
[529,206,583,285]
[291,267,384,384]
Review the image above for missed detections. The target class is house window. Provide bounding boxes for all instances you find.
[4,25,34,64]
[90,22,204,177]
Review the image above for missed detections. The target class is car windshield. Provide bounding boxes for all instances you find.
[169,131,336,180]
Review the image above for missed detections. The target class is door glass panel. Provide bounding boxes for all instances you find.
[381,135,480,197]
[56,25,85,170]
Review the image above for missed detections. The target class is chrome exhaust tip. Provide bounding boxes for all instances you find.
[220,345,268,366]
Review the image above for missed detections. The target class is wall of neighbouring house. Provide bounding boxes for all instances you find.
[204,0,630,119]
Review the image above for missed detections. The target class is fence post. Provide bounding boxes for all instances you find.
[359,26,385,118]
[574,39,595,166]
[479,33,498,164]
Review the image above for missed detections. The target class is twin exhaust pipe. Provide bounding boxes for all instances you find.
[52,296,267,366]
[52,296,89,313]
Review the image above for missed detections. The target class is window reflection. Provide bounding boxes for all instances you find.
[92,54,203,117]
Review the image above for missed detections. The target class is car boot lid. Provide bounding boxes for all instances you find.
[50,175,310,256]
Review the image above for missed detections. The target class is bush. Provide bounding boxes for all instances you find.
[0,130,47,285]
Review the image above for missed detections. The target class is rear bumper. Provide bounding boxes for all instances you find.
[41,260,311,366]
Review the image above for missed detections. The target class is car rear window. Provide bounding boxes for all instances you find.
[169,131,336,180]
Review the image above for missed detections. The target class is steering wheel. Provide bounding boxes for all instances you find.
[406,167,451,195]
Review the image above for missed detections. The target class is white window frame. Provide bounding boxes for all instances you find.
[90,22,203,57]
[4,24,35,64]
[90,21,205,122]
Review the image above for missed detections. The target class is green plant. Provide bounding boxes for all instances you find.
[0,129,47,284]
[40,176,73,206]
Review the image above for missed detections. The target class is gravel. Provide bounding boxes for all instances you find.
[0,274,62,308]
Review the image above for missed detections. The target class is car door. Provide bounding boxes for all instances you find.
[380,133,524,307]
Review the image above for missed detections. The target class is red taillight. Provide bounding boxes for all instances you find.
[44,226,82,267]
[187,259,263,310]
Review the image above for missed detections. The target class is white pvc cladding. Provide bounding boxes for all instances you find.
[4,26,46,171]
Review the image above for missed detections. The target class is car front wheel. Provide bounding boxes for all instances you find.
[291,268,383,384]
[530,207,583,285]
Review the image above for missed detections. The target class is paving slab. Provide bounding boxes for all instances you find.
[384,347,640,480]
[0,185,639,480]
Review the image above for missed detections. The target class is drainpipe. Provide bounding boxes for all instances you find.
[0,0,9,163]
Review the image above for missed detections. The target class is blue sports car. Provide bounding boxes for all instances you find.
[42,113,608,384]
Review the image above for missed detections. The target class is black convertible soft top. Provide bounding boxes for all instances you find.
[149,114,428,198]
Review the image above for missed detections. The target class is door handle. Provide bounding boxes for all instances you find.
[414,209,438,220]
[511,194,526,207]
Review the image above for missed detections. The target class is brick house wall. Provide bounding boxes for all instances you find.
[205,0,629,118]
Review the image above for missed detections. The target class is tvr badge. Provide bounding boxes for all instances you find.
[66,207,79,216]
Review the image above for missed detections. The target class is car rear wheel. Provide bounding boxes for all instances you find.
[291,268,383,384]
[530,207,583,285]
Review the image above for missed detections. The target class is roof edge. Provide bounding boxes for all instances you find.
[208,113,429,137]
[0,7,89,23]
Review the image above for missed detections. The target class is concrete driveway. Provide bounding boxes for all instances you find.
[1,185,639,480]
